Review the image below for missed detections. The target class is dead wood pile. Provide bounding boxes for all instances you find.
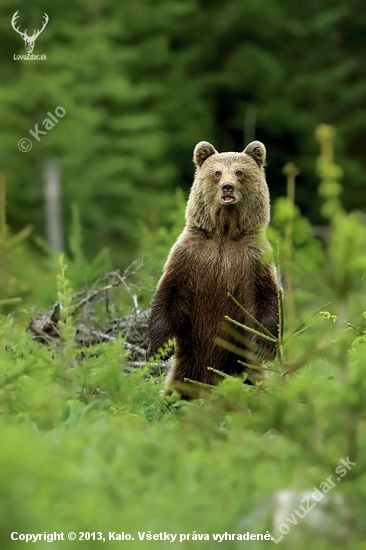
[27,261,169,374]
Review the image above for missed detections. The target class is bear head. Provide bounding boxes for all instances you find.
[186,141,270,239]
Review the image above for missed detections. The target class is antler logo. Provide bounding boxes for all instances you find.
[11,11,49,53]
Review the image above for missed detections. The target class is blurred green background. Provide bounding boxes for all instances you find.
[1,0,366,271]
[1,2,366,549]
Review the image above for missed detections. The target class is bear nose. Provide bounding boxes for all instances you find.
[221,182,234,193]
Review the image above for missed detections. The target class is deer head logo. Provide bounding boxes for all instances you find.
[11,11,49,53]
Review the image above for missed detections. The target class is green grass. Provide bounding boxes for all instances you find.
[1,307,366,549]
[1,125,366,549]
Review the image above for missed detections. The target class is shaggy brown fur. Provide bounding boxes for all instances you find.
[148,140,279,396]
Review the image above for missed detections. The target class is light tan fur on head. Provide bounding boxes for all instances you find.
[187,141,270,239]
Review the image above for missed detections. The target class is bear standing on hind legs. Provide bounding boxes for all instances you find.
[147,140,279,397]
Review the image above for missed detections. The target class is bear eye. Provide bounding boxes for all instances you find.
[236,170,243,177]
[214,170,222,178]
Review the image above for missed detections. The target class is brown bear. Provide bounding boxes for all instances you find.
[148,140,279,396]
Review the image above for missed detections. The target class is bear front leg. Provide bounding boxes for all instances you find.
[147,274,177,358]
[253,263,280,361]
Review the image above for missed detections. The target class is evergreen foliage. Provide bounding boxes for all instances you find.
[1,0,365,265]
[1,1,366,545]
[0,126,366,548]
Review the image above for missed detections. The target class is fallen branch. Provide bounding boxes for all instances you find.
[27,261,169,374]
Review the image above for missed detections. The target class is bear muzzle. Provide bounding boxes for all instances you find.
[221,181,236,204]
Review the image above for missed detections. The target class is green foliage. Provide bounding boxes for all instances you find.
[1,0,366,268]
[31,205,112,308]
[137,187,186,296]
[0,175,44,314]
[1,127,366,548]
[0,0,366,538]
[0,262,158,428]
[315,125,366,305]
[0,0,185,265]
[1,304,366,548]
[0,169,111,314]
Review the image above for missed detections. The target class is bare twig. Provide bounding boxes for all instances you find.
[27,260,161,369]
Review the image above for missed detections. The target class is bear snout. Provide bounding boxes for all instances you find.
[221,182,234,193]
[221,181,236,204]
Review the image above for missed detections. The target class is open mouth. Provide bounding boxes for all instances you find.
[221,195,236,204]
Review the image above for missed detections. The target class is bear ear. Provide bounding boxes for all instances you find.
[243,141,266,168]
[193,141,218,167]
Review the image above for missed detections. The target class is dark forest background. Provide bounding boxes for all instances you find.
[1,0,365,268]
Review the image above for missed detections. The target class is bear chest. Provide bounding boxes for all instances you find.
[182,238,256,297]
